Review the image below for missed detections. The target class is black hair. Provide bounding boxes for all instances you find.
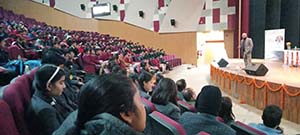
[76,74,138,131]
[111,65,121,73]
[129,73,139,84]
[155,73,164,85]
[262,105,282,128]
[138,71,153,91]
[140,61,149,71]
[41,48,65,66]
[182,88,195,101]
[176,79,186,92]
[151,78,178,106]
[218,96,235,124]
[33,64,65,92]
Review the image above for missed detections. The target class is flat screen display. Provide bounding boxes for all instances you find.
[92,3,111,17]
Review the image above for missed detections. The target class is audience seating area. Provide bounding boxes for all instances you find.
[0,6,181,77]
[0,6,285,135]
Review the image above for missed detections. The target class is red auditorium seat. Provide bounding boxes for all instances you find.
[216,116,225,123]
[231,121,266,135]
[197,131,210,135]
[177,100,196,113]
[7,45,24,60]
[0,99,19,135]
[146,111,186,135]
[2,70,37,135]
[141,97,156,114]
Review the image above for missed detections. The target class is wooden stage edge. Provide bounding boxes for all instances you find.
[210,59,300,124]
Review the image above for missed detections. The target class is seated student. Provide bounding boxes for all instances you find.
[140,60,151,73]
[182,87,196,103]
[0,37,9,66]
[42,48,78,110]
[138,71,155,99]
[249,105,283,135]
[82,48,100,74]
[218,96,235,126]
[179,85,236,135]
[151,78,181,121]
[65,74,146,135]
[124,52,134,64]
[176,79,186,101]
[115,53,128,69]
[26,64,66,135]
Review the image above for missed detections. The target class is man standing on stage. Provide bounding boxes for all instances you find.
[240,33,253,67]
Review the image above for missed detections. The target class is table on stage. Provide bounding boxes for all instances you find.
[284,49,300,66]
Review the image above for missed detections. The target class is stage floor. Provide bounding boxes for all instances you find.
[214,59,300,88]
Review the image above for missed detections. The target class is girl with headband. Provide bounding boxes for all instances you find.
[26,64,66,135]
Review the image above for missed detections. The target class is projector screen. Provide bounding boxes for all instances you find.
[92,3,111,17]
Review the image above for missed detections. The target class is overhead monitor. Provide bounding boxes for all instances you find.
[92,3,111,17]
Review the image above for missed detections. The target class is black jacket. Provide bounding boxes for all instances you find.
[26,90,66,135]
[63,113,144,135]
[179,112,236,135]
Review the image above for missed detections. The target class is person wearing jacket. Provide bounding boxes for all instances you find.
[64,74,146,135]
[151,78,181,121]
[26,64,66,135]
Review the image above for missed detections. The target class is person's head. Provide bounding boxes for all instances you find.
[41,48,66,68]
[138,71,155,92]
[76,74,146,132]
[129,73,139,85]
[151,78,178,105]
[182,88,196,101]
[0,37,5,48]
[218,96,235,123]
[176,79,187,92]
[155,73,164,85]
[195,85,222,116]
[262,105,282,128]
[118,53,124,59]
[84,48,91,54]
[112,65,121,73]
[140,61,150,71]
[33,64,66,96]
[242,33,248,39]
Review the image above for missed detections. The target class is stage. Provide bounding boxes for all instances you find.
[210,59,300,124]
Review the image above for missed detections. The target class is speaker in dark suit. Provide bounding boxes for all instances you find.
[244,64,268,76]
[217,58,229,67]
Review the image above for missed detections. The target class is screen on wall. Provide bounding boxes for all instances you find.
[92,3,111,17]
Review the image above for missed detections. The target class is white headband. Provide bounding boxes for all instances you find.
[47,67,60,85]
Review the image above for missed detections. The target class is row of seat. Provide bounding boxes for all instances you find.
[141,97,266,135]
